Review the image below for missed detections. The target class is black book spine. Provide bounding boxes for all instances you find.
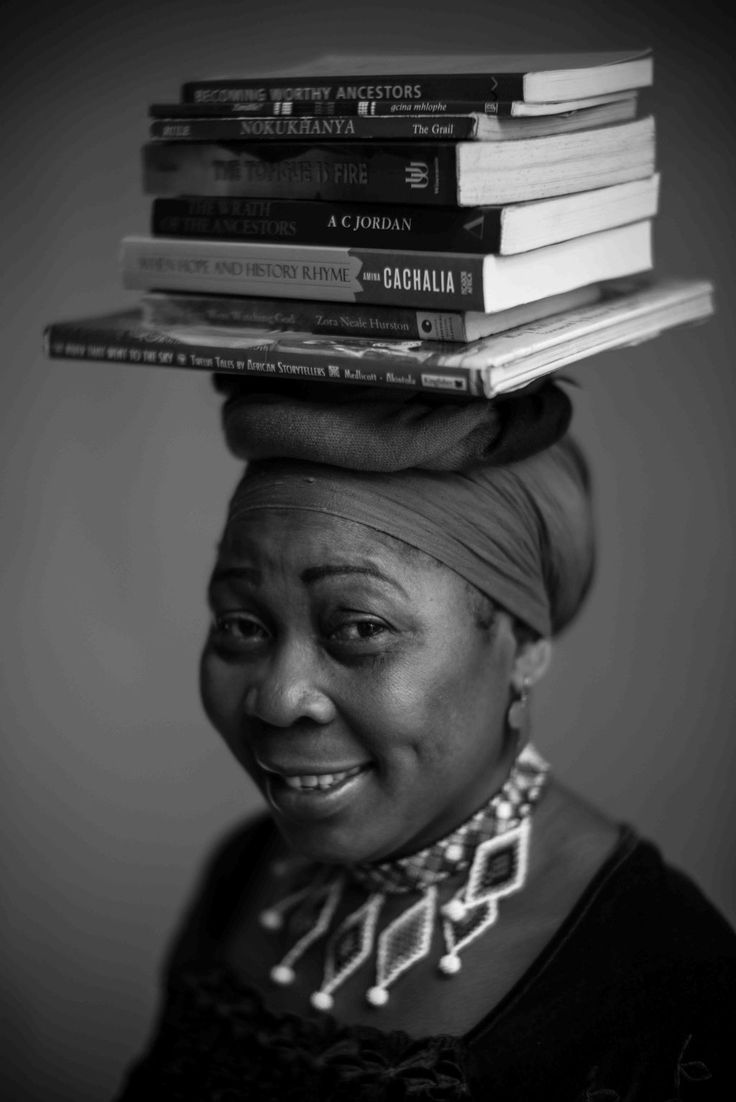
[149,99,507,118]
[180,74,525,104]
[150,197,503,253]
[142,141,463,206]
[148,115,480,141]
[140,292,474,341]
[43,318,483,396]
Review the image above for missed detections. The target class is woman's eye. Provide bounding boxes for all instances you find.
[211,613,268,646]
[328,618,391,645]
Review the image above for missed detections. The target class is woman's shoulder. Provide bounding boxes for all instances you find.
[464,824,736,1099]
[533,780,736,971]
[583,826,736,965]
[163,811,279,975]
[524,815,736,1012]
[190,809,280,903]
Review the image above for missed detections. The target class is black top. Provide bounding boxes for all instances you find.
[114,815,736,1101]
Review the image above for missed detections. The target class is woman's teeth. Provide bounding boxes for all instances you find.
[281,765,363,791]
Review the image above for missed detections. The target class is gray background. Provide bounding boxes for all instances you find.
[2,0,734,1098]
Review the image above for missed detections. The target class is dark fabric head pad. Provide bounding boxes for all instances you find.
[212,375,572,472]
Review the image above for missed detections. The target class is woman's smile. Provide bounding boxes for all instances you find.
[262,763,375,822]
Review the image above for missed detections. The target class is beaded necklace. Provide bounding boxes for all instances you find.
[260,744,549,1012]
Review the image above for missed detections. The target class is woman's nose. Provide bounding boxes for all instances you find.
[243,638,337,727]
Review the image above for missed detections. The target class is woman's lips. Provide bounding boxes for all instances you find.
[262,763,373,820]
[280,764,365,792]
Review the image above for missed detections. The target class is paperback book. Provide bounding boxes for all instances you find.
[141,116,655,206]
[148,96,637,142]
[180,49,653,106]
[150,176,660,255]
[120,220,654,313]
[43,277,712,399]
[139,284,603,343]
[149,90,637,119]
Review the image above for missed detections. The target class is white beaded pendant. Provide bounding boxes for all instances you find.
[269,877,343,986]
[368,885,438,1007]
[259,884,313,932]
[310,893,383,1012]
[439,820,529,973]
[270,963,296,986]
[440,898,499,972]
[465,818,530,907]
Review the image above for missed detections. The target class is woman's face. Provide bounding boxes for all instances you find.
[200,508,521,865]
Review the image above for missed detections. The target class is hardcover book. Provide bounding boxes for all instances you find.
[141,117,655,207]
[119,220,654,314]
[43,277,712,400]
[180,49,653,106]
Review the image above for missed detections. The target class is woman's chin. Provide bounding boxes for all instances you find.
[272,816,386,866]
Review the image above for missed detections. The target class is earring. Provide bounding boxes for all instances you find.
[507,676,531,735]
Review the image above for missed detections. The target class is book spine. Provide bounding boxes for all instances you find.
[149,115,480,141]
[180,75,526,104]
[150,197,503,254]
[142,141,461,205]
[43,320,483,395]
[121,238,489,310]
[149,99,507,118]
[141,293,472,341]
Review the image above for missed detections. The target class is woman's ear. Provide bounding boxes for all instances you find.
[511,637,552,691]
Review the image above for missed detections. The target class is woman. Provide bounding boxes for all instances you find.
[114,380,736,1101]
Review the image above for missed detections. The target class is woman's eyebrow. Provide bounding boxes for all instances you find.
[209,565,261,588]
[208,561,410,597]
[300,563,409,596]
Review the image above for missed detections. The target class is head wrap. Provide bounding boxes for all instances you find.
[224,442,595,638]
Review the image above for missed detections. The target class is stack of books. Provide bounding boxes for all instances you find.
[44,50,714,399]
